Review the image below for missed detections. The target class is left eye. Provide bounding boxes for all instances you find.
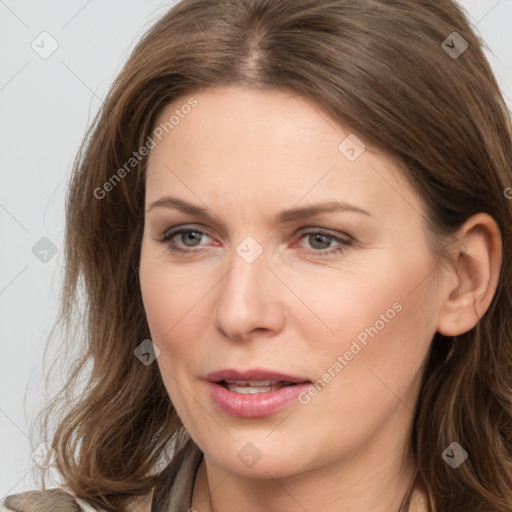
[296,231,351,254]
[159,227,351,255]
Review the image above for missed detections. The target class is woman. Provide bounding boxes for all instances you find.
[2,0,512,511]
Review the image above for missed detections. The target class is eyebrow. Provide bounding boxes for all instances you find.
[146,196,372,223]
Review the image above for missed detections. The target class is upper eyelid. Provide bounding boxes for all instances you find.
[162,224,348,236]
[162,225,212,240]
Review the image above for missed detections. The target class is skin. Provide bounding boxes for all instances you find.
[139,85,502,512]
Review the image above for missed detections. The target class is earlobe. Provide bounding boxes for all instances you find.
[437,213,502,337]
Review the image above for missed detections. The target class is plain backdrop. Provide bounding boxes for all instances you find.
[1,0,511,499]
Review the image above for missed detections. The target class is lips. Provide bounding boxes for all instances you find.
[205,368,312,417]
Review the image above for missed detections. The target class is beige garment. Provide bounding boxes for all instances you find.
[0,443,204,512]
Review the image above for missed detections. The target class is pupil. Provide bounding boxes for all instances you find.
[183,231,201,246]
[310,233,330,250]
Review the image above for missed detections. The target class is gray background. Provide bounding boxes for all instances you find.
[1,0,511,498]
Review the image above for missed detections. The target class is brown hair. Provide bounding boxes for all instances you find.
[34,0,512,510]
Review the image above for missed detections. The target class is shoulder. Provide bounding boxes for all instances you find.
[0,488,104,512]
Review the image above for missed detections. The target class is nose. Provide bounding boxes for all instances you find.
[213,242,286,342]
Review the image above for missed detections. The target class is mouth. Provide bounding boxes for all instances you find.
[204,368,312,417]
[219,379,298,394]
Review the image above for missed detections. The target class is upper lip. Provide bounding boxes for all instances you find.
[205,368,311,384]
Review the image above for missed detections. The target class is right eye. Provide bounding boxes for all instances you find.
[160,226,215,253]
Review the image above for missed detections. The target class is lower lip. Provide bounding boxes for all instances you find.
[206,381,312,417]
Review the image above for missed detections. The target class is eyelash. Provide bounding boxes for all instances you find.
[158,226,353,256]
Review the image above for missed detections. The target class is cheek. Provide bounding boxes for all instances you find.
[293,272,435,454]
[139,256,200,415]
[139,249,214,367]
[276,264,408,354]
[139,248,180,350]
[290,254,436,388]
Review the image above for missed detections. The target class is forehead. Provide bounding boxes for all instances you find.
[152,85,339,161]
[145,85,423,223]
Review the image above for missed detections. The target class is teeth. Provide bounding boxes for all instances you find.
[224,380,273,386]
[226,385,276,394]
[222,380,297,394]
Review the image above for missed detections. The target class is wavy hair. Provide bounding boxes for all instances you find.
[34,0,512,510]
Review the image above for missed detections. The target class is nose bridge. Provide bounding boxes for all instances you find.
[214,235,283,339]
[222,239,269,310]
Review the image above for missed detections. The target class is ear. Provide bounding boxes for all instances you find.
[437,213,502,337]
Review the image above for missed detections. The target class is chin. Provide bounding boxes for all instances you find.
[200,437,316,479]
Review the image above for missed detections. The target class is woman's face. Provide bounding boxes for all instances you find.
[139,85,445,479]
